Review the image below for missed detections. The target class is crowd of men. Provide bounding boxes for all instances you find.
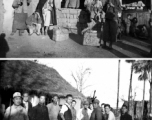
[0,92,133,120]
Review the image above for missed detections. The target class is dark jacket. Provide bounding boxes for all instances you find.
[30,104,50,120]
[103,0,121,20]
[64,104,72,120]
[22,101,32,115]
[90,107,103,120]
[120,113,132,120]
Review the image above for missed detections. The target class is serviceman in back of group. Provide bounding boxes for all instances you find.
[3,92,29,120]
[90,99,103,120]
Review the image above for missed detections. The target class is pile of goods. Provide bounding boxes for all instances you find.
[122,1,145,10]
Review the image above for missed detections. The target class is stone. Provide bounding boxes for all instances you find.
[83,31,100,46]
[69,18,78,24]
[69,9,78,14]
[62,9,70,14]
[52,27,69,41]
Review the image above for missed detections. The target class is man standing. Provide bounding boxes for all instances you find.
[65,0,80,9]
[30,94,49,120]
[120,105,132,120]
[71,100,77,120]
[22,92,32,117]
[47,95,60,120]
[60,94,73,120]
[77,101,92,120]
[11,0,31,36]
[103,0,121,49]
[104,104,115,120]
[3,92,29,120]
[90,99,103,120]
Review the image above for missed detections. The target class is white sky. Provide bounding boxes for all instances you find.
[36,59,150,108]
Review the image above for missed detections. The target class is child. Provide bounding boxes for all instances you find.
[26,12,42,35]
[125,14,131,35]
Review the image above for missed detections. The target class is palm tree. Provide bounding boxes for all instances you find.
[133,60,152,117]
[126,60,135,117]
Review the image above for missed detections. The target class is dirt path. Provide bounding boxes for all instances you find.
[4,31,150,58]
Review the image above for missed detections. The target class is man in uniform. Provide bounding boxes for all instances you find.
[90,99,103,120]
[3,92,29,120]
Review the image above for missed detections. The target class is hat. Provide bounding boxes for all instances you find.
[93,99,100,104]
[83,100,89,105]
[13,92,22,98]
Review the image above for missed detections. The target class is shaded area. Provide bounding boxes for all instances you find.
[102,47,130,58]
[0,33,9,58]
[114,41,149,57]
[69,33,83,45]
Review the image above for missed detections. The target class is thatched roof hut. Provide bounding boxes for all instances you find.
[0,61,85,99]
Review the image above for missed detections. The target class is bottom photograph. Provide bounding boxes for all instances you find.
[0,59,152,120]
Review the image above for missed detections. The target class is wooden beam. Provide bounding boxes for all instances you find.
[151,0,152,10]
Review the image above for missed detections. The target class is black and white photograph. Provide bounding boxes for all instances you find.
[0,0,152,120]
[0,59,152,120]
[0,0,152,58]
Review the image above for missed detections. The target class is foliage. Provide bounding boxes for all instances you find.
[71,65,91,93]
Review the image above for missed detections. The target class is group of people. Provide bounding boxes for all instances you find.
[1,91,133,120]
[11,0,61,36]
[82,0,122,49]
[10,0,82,36]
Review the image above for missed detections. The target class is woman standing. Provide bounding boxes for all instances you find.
[11,0,31,36]
[103,0,121,49]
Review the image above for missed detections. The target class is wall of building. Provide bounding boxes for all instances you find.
[0,0,5,34]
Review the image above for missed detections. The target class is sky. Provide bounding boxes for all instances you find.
[37,59,150,108]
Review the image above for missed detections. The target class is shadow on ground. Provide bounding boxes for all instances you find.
[69,33,83,45]
[0,33,9,58]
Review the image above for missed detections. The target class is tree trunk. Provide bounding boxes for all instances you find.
[128,64,134,118]
[142,80,146,119]
[117,60,120,110]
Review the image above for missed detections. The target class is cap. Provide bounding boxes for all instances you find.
[93,99,100,104]
[13,92,22,98]
[83,100,89,105]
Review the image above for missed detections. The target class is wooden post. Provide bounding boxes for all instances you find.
[116,60,120,110]
[151,0,152,10]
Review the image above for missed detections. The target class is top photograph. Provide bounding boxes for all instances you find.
[0,0,151,58]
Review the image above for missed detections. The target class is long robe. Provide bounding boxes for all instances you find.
[35,0,48,27]
[103,0,121,43]
[12,0,30,32]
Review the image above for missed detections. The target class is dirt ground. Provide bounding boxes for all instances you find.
[1,30,151,58]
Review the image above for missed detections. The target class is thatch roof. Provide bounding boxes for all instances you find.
[0,61,85,99]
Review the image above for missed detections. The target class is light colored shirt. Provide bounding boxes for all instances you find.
[3,104,29,120]
[23,101,28,113]
[77,108,92,120]
[54,0,62,9]
[108,111,115,120]
[60,103,71,114]
[47,103,60,120]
